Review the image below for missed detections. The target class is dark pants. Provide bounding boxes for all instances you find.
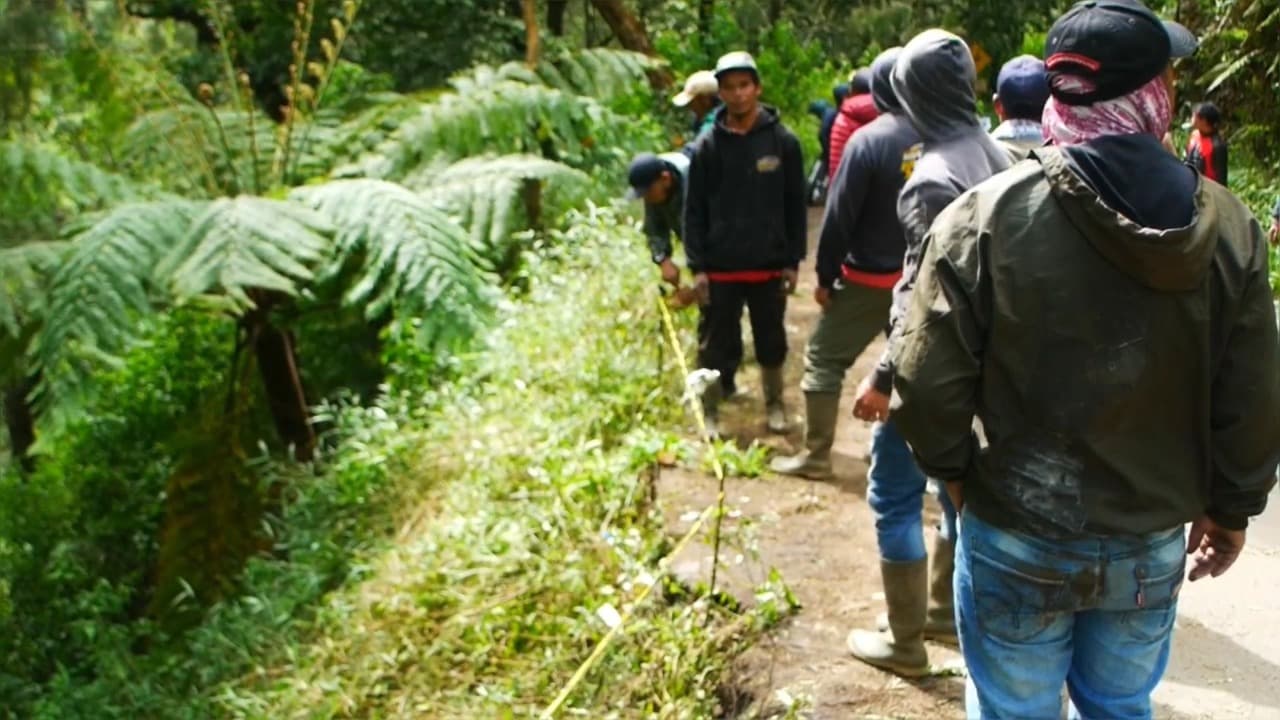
[698,279,788,392]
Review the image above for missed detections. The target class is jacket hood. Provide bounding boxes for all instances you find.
[869,47,904,114]
[838,93,878,123]
[891,30,980,142]
[713,103,781,135]
[1037,146,1216,291]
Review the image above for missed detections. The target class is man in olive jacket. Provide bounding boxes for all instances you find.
[892,2,1280,717]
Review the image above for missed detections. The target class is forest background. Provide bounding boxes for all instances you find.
[1,0,1277,717]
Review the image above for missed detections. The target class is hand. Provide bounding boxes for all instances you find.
[1269,220,1278,246]
[659,258,680,286]
[1187,515,1246,581]
[814,286,831,309]
[852,375,890,422]
[781,268,798,294]
[693,273,711,306]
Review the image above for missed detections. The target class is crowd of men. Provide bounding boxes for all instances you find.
[624,1,1280,717]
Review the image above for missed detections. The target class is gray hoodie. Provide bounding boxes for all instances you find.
[871,29,1012,394]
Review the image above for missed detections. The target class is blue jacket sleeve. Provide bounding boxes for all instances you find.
[816,140,870,288]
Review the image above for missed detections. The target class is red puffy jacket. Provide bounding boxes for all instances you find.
[828,93,880,178]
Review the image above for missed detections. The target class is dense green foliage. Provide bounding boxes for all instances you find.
[1,0,1277,716]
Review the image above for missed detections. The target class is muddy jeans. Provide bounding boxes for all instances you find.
[956,511,1186,720]
[867,420,959,561]
[800,281,893,394]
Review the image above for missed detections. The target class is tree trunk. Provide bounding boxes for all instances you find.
[3,375,37,474]
[768,0,783,23]
[589,0,673,89]
[697,0,714,38]
[548,0,569,35]
[253,322,315,461]
[523,0,540,67]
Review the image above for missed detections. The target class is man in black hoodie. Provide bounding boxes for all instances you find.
[770,48,918,480]
[685,51,806,436]
[892,2,1279,716]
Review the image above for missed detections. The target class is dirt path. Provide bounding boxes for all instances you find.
[656,208,1280,719]
[657,208,964,718]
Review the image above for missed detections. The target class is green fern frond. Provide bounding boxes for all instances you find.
[290,179,489,347]
[341,82,599,180]
[409,154,589,252]
[1,141,148,243]
[34,201,202,410]
[0,241,68,342]
[448,49,654,103]
[160,196,334,312]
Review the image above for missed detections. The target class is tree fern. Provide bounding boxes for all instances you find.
[159,196,334,313]
[448,49,655,103]
[1,141,146,243]
[0,242,67,375]
[34,201,202,409]
[408,154,589,253]
[341,81,612,181]
[290,179,490,348]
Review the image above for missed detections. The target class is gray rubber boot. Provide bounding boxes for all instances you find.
[701,380,722,440]
[924,535,958,644]
[762,365,787,433]
[769,392,838,478]
[875,536,958,644]
[848,558,930,677]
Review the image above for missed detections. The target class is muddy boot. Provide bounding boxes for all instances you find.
[924,535,958,644]
[875,537,958,644]
[762,365,787,433]
[848,559,929,677]
[769,392,838,478]
[701,381,722,440]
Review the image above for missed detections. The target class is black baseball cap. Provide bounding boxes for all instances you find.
[625,153,667,200]
[1045,0,1198,106]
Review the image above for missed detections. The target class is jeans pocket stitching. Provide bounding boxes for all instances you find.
[970,549,1069,646]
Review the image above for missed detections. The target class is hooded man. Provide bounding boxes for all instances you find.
[891,2,1279,717]
[771,48,919,480]
[827,68,879,179]
[991,54,1050,160]
[684,51,806,437]
[846,28,1012,678]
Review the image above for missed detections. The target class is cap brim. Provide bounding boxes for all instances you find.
[1164,20,1198,58]
[671,91,694,107]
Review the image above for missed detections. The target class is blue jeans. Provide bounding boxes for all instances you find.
[867,420,958,562]
[956,511,1186,720]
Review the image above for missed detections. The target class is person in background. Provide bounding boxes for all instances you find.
[625,152,691,287]
[846,28,1011,678]
[771,48,918,480]
[828,68,878,179]
[893,2,1279,717]
[684,51,806,438]
[990,54,1050,160]
[671,70,721,143]
[1185,100,1228,186]
[806,83,852,206]
[1271,196,1279,245]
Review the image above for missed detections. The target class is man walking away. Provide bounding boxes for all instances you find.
[771,48,918,480]
[685,51,806,438]
[672,70,721,144]
[990,55,1050,160]
[828,68,878,179]
[892,3,1280,717]
[1185,100,1228,186]
[846,28,1011,677]
[625,151,691,287]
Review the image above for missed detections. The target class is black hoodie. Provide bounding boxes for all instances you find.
[684,104,806,274]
